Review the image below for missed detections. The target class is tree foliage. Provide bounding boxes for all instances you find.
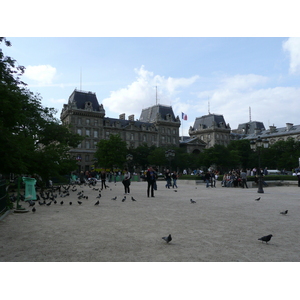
[0,38,83,181]
[94,134,128,170]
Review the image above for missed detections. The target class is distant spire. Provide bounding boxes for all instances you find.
[208,99,210,114]
[249,106,251,122]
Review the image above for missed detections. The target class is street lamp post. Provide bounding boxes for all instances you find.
[165,149,175,169]
[250,136,269,193]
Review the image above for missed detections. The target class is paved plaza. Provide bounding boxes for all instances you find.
[0,180,300,262]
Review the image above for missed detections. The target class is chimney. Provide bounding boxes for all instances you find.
[119,113,125,120]
[128,114,134,121]
[286,123,293,131]
[269,125,276,133]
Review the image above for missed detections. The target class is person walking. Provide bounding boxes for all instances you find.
[165,169,171,189]
[172,171,178,188]
[146,166,156,197]
[122,168,131,195]
[240,169,248,188]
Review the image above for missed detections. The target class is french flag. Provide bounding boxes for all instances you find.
[181,112,188,120]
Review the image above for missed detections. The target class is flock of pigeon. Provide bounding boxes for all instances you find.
[10,182,290,246]
[10,182,171,244]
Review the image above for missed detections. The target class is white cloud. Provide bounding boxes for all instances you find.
[220,74,269,90]
[102,66,199,118]
[24,65,57,85]
[282,37,300,74]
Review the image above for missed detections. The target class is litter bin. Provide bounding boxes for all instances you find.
[22,177,37,201]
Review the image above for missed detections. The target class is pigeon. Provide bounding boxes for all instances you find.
[85,196,88,200]
[54,200,57,204]
[174,190,177,192]
[69,202,72,205]
[258,234,273,244]
[46,201,51,206]
[122,196,126,202]
[78,201,82,205]
[131,197,137,201]
[280,210,288,215]
[96,194,101,199]
[28,200,35,207]
[162,234,172,243]
[38,201,44,206]
[190,199,196,203]
[32,207,36,213]
[255,197,261,201]
[111,196,117,200]
[94,200,99,205]
[60,201,64,205]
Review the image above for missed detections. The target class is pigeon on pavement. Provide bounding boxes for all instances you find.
[94,200,99,205]
[131,197,137,201]
[255,197,261,201]
[162,234,172,243]
[111,196,117,200]
[122,196,126,202]
[190,199,196,203]
[258,234,273,244]
[78,201,82,205]
[280,210,288,215]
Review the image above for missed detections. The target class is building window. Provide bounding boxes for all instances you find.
[106,132,110,139]
[78,118,82,125]
[173,129,176,135]
[86,141,90,149]
[94,141,98,148]
[85,155,90,162]
[94,119,98,126]
[86,119,90,125]
[162,127,165,133]
[94,130,98,138]
[167,128,170,135]
[77,142,82,148]
[143,134,146,142]
[86,129,90,136]
[162,136,165,143]
[77,128,82,135]
[130,133,134,140]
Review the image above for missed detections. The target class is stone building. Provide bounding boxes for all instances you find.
[189,114,231,147]
[243,123,300,144]
[60,89,181,171]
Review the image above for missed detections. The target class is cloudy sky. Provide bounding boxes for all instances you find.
[3,36,300,136]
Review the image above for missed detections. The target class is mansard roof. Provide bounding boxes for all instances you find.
[139,104,177,123]
[103,117,157,130]
[236,121,265,134]
[192,113,230,130]
[243,123,300,140]
[68,89,101,111]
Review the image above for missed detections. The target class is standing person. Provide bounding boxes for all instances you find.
[100,171,107,189]
[146,166,156,197]
[122,168,131,195]
[297,170,300,187]
[172,171,178,188]
[164,169,171,189]
[204,171,211,188]
[240,169,248,188]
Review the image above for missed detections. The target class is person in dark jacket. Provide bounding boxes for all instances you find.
[146,166,156,197]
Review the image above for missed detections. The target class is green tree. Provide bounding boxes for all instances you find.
[94,134,127,170]
[0,38,83,181]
